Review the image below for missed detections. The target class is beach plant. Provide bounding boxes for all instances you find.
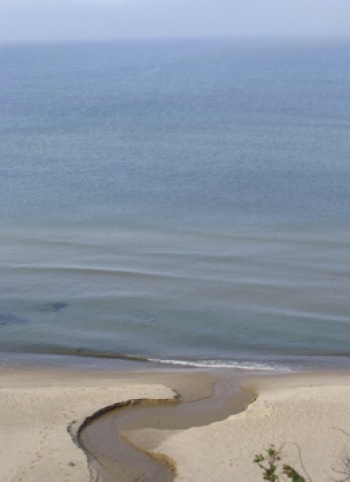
[253,445,281,482]
[254,445,306,482]
[282,464,307,482]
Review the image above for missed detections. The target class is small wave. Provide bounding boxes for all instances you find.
[147,358,293,371]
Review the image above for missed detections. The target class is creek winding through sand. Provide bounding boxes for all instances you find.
[78,370,253,482]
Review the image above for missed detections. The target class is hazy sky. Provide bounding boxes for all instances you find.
[0,0,349,43]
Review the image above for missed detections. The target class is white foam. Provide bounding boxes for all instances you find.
[147,358,292,371]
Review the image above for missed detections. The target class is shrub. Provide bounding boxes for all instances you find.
[253,445,306,482]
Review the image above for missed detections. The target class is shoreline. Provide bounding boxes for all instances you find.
[1,365,350,482]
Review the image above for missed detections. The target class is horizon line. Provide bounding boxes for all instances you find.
[1,34,350,47]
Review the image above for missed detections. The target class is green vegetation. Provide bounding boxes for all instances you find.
[254,445,306,482]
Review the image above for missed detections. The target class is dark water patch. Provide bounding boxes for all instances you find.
[34,302,68,313]
[9,345,155,364]
[0,351,151,371]
[0,310,29,326]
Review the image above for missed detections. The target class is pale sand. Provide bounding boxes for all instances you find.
[128,371,350,482]
[1,367,350,482]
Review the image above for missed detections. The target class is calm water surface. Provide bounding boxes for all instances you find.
[0,38,349,371]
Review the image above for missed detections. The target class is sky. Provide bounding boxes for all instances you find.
[0,0,349,44]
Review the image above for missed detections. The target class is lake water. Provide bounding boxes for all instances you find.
[0,38,349,371]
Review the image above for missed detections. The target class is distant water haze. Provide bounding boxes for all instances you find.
[0,39,349,371]
[0,0,349,43]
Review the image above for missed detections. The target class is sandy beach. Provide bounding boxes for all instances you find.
[1,367,350,482]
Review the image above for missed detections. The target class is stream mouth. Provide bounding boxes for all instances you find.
[79,399,176,482]
[78,369,253,482]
